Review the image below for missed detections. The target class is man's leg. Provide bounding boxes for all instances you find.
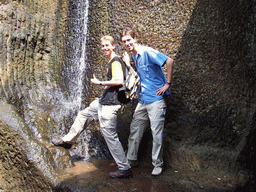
[61,99,99,144]
[127,103,149,162]
[147,99,166,174]
[99,104,131,173]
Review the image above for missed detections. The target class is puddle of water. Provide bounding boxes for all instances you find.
[56,158,237,192]
[57,158,178,191]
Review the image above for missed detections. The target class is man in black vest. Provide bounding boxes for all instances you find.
[52,36,132,179]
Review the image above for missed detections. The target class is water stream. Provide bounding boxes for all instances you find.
[63,0,90,110]
[58,0,91,159]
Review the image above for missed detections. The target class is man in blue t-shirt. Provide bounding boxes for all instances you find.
[121,29,174,176]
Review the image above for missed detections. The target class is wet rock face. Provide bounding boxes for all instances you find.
[0,101,75,189]
[0,0,69,141]
[235,113,256,191]
[0,0,62,93]
[0,0,256,191]
[0,0,72,189]
[0,121,53,191]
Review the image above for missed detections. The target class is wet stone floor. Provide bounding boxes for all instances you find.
[55,158,237,192]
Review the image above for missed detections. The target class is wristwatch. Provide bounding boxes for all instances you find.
[167,82,171,85]
[100,82,102,86]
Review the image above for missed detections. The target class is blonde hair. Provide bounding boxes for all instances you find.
[100,36,115,45]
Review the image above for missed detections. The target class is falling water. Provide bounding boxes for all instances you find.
[59,0,91,159]
[63,0,90,110]
[22,0,94,159]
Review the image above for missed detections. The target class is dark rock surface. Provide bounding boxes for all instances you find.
[0,0,256,191]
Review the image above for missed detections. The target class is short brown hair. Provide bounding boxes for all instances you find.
[121,28,136,39]
[100,36,115,45]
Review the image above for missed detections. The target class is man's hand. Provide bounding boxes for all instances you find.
[91,74,101,86]
[156,84,170,96]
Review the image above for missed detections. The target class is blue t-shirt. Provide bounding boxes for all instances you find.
[132,44,171,103]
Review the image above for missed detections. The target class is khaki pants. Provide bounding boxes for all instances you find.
[62,98,130,170]
[127,99,166,168]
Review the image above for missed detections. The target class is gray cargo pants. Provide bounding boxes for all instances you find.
[62,98,130,170]
[127,99,166,168]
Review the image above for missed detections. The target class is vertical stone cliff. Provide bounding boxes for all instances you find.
[107,0,256,189]
[0,0,71,190]
[0,0,255,190]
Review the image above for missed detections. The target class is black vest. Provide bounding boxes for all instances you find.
[99,56,124,105]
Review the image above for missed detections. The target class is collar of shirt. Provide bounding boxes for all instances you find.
[132,44,144,60]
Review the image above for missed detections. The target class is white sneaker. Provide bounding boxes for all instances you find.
[152,167,162,176]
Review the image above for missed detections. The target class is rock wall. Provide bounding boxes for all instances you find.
[0,120,53,191]
[0,0,68,101]
[102,0,256,187]
[0,0,70,141]
[107,0,256,142]
[105,0,256,162]
[0,0,255,190]
[0,0,72,190]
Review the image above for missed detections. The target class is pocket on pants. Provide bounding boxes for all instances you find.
[99,105,120,128]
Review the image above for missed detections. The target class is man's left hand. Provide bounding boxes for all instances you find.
[156,84,170,96]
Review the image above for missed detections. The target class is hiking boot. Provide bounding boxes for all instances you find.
[152,167,163,176]
[128,159,139,168]
[109,169,132,179]
[51,137,72,149]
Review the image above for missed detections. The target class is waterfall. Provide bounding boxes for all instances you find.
[41,0,92,159]
[60,0,91,159]
[63,0,90,110]
[21,0,93,160]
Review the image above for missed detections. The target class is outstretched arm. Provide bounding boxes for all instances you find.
[91,61,124,87]
[91,75,123,87]
[156,57,174,96]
